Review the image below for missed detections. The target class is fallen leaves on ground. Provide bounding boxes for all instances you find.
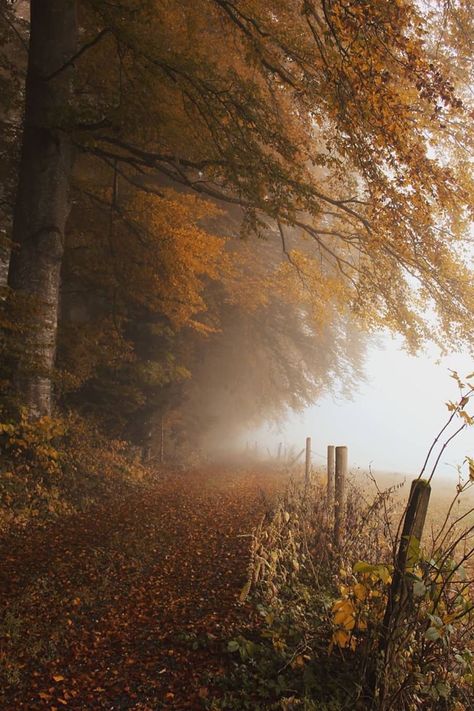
[0,467,286,709]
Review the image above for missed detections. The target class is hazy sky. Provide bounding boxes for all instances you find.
[255,334,474,482]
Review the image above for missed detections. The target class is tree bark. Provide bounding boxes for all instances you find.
[8,0,77,417]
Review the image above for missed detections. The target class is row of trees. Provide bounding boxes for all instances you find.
[1,0,473,455]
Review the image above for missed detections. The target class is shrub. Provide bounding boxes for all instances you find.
[222,449,473,709]
[0,410,150,531]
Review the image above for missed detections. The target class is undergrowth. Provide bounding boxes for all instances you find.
[0,409,151,532]
[218,469,474,710]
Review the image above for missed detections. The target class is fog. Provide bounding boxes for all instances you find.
[250,334,474,482]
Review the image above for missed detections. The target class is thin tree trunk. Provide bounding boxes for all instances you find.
[8,0,77,417]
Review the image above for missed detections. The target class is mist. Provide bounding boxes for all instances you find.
[248,334,474,482]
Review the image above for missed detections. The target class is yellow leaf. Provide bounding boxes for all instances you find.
[332,598,353,613]
[353,583,367,601]
[333,629,350,647]
[343,615,356,630]
[332,598,354,614]
[334,609,355,629]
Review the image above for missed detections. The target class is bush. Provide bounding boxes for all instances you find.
[220,470,474,710]
[0,409,150,531]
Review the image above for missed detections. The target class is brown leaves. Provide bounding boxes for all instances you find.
[0,467,284,709]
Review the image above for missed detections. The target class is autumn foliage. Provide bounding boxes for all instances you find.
[0,0,472,447]
[0,1,474,707]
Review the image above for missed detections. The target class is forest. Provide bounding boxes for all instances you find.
[0,1,473,709]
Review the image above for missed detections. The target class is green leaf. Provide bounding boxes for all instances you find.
[406,535,421,568]
[244,640,256,657]
[227,640,240,652]
[436,682,450,699]
[425,626,441,642]
[428,614,443,628]
[376,566,391,584]
[413,580,426,597]
[353,561,390,583]
[353,561,375,574]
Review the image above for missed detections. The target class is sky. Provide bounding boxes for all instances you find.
[253,334,474,483]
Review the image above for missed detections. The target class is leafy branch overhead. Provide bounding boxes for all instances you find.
[1,0,473,436]
[69,0,474,350]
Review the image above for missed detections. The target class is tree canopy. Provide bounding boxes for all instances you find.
[1,0,473,451]
[70,0,474,347]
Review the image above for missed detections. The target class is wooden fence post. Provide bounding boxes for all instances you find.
[305,436,312,484]
[376,479,431,705]
[277,442,282,460]
[327,445,335,508]
[383,479,431,633]
[334,446,348,548]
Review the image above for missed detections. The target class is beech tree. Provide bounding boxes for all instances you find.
[55,182,367,448]
[4,0,474,419]
[7,1,77,416]
[0,1,23,287]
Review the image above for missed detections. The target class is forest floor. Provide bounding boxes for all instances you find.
[0,466,288,710]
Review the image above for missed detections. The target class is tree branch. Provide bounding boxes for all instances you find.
[43,28,111,81]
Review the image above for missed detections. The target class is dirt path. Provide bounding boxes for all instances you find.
[0,467,285,710]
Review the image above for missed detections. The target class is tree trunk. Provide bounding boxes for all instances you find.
[8,0,77,417]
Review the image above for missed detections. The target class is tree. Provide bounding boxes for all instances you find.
[174,291,366,458]
[4,0,474,421]
[57,171,231,440]
[56,187,367,451]
[7,0,77,416]
[72,0,473,350]
[0,0,24,287]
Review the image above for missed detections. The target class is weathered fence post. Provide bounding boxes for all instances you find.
[376,478,431,706]
[334,446,347,548]
[327,445,335,508]
[383,479,431,633]
[277,442,282,460]
[305,436,312,484]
